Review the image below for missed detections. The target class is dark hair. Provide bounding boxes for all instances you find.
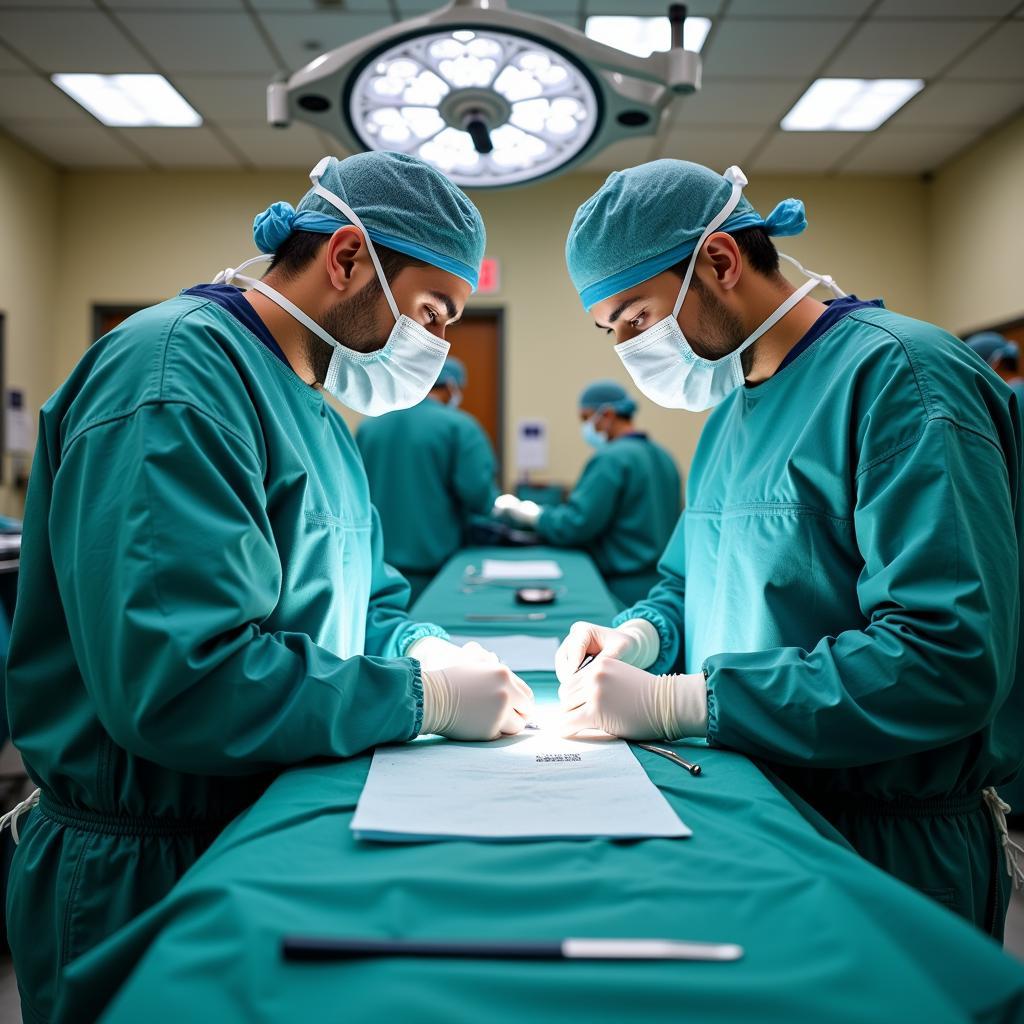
[669,226,781,280]
[267,230,428,283]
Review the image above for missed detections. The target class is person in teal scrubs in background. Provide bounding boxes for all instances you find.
[0,153,534,1024]
[357,357,498,603]
[966,331,1024,416]
[556,159,1023,938]
[495,380,681,605]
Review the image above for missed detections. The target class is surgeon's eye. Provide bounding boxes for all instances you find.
[425,307,439,325]
[629,310,648,329]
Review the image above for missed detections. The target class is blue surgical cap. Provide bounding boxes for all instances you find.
[579,379,637,417]
[252,152,486,291]
[966,331,1018,368]
[566,159,807,311]
[437,357,467,389]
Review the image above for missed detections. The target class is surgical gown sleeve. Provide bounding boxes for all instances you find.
[536,453,622,546]
[363,506,450,658]
[704,418,1020,767]
[612,513,686,673]
[452,417,499,517]
[51,402,424,776]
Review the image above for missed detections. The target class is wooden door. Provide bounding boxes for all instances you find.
[445,308,504,480]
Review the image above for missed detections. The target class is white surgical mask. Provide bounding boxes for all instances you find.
[615,166,845,412]
[214,157,450,417]
[447,386,463,409]
[581,413,608,449]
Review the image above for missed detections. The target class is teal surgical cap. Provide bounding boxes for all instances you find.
[966,331,1019,368]
[252,152,486,291]
[566,159,807,311]
[437,357,467,389]
[579,379,637,417]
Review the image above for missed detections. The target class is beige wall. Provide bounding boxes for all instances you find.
[50,165,931,490]
[0,132,59,516]
[929,111,1024,336]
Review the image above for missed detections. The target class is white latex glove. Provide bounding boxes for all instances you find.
[554,619,660,687]
[421,663,536,741]
[492,494,541,528]
[558,659,707,740]
[408,635,499,672]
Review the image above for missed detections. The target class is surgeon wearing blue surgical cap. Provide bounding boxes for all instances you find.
[3,152,535,1023]
[556,158,1024,941]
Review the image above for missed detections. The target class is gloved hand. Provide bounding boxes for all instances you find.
[421,663,536,741]
[408,635,499,671]
[558,659,707,740]
[492,493,542,528]
[554,619,660,686]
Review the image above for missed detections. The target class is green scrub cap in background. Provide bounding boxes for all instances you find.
[566,159,808,311]
[252,152,486,291]
[579,379,638,417]
[437,357,467,389]
[965,331,1019,368]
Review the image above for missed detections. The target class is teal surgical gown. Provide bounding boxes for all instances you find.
[356,398,498,599]
[615,306,1023,937]
[5,294,446,1024]
[537,435,682,605]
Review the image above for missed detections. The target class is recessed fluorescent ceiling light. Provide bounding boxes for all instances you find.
[585,16,712,59]
[52,74,202,127]
[781,78,923,131]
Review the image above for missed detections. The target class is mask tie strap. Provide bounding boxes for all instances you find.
[309,158,401,324]
[672,165,748,319]
[779,253,847,299]
[213,253,273,286]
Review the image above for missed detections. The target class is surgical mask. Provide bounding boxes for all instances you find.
[615,166,845,413]
[447,386,463,409]
[581,414,608,449]
[213,157,449,417]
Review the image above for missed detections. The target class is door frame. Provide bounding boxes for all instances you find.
[91,303,157,345]
[460,304,506,483]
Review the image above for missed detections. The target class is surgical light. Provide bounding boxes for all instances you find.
[269,0,703,188]
[584,15,711,59]
[781,78,924,132]
[52,74,202,128]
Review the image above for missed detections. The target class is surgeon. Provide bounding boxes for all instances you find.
[967,331,1024,412]
[1,153,534,1023]
[556,159,1024,937]
[495,380,681,605]
[357,357,498,603]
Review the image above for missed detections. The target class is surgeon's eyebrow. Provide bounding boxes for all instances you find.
[594,296,642,330]
[429,290,459,324]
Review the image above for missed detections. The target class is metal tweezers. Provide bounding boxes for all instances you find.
[635,743,702,777]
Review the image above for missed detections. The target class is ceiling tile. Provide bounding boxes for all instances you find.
[659,126,766,169]
[946,21,1024,80]
[2,117,146,166]
[116,12,278,74]
[826,19,993,78]
[171,75,273,124]
[0,0,92,6]
[839,128,980,173]
[705,19,854,79]
[0,73,90,118]
[220,122,337,167]
[673,78,805,127]
[0,9,152,73]
[0,43,31,71]
[120,126,240,167]
[751,130,867,173]
[257,12,394,72]
[888,80,1024,128]
[576,137,658,174]
[874,0,1017,14]
[727,0,870,14]
[105,0,243,8]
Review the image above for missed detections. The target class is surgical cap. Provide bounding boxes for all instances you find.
[579,379,637,417]
[437,357,467,389]
[966,331,1019,368]
[566,159,807,311]
[252,152,486,291]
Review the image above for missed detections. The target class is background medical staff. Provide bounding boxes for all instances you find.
[967,332,1024,415]
[556,158,1024,940]
[1,152,533,1024]
[495,380,681,605]
[357,357,498,602]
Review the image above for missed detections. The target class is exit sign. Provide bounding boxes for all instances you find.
[477,256,500,294]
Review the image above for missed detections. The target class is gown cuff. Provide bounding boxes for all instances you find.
[612,606,679,674]
[396,622,451,658]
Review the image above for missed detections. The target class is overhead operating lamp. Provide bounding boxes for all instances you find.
[268,0,702,188]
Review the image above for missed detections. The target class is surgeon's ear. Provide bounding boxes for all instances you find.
[324,226,365,292]
[703,232,742,292]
